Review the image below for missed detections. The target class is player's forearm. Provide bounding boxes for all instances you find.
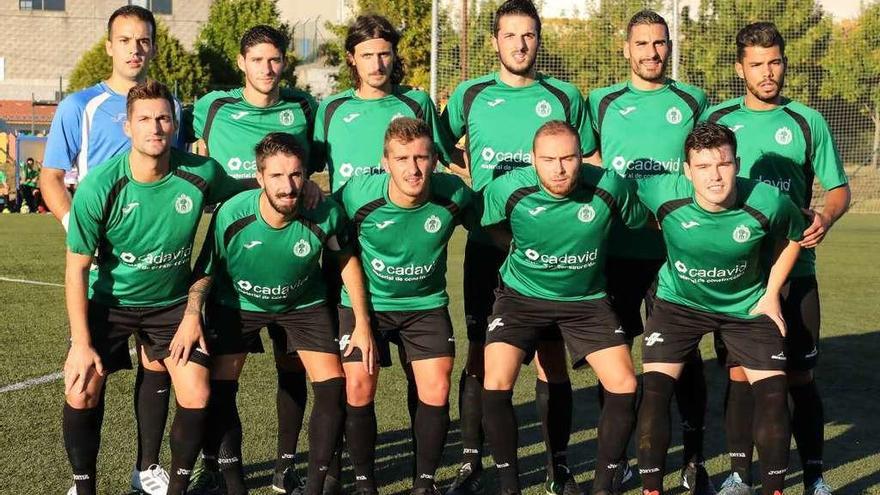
[185,276,212,317]
[339,252,372,327]
[65,252,93,346]
[767,240,801,295]
[39,168,71,222]
[820,185,851,226]
[583,149,603,167]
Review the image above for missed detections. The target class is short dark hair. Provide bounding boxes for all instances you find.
[108,5,156,44]
[240,25,289,56]
[383,117,433,156]
[126,80,175,120]
[533,120,581,152]
[26,157,34,164]
[684,122,737,160]
[345,15,405,88]
[255,133,307,173]
[493,0,542,38]
[626,10,669,40]
[736,22,785,61]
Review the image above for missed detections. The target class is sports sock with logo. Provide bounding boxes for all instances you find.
[134,367,171,471]
[789,379,824,487]
[207,380,246,495]
[458,372,485,468]
[536,379,573,480]
[168,404,208,495]
[675,352,707,465]
[413,401,450,489]
[63,395,105,495]
[482,389,520,492]
[724,379,754,484]
[751,375,790,494]
[593,391,636,493]
[636,371,676,492]
[346,402,378,491]
[275,368,307,475]
[305,377,345,495]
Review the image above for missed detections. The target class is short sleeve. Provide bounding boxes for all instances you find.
[424,97,455,167]
[439,87,467,143]
[612,176,648,229]
[311,100,329,175]
[480,178,510,228]
[810,115,848,191]
[568,89,597,156]
[324,200,352,253]
[43,97,84,171]
[66,183,104,256]
[192,210,223,278]
[191,95,210,140]
[634,174,674,214]
[207,161,246,204]
[771,194,807,242]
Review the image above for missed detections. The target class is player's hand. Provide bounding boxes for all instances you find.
[799,208,830,248]
[750,292,786,337]
[63,342,103,395]
[169,313,207,366]
[301,179,324,210]
[344,323,377,375]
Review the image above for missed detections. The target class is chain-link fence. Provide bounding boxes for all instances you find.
[431,0,880,212]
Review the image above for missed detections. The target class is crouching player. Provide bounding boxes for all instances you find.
[333,117,476,495]
[634,123,804,495]
[480,120,648,495]
[191,132,375,495]
[62,80,243,495]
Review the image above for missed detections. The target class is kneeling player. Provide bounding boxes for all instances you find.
[191,133,374,495]
[480,121,647,495]
[62,81,242,495]
[333,117,476,495]
[634,123,804,495]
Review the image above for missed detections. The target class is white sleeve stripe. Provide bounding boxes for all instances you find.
[77,91,113,179]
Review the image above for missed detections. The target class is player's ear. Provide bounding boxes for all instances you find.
[105,37,113,57]
[623,40,630,60]
[237,53,246,73]
[491,34,499,54]
[123,118,132,138]
[734,61,744,80]
[381,155,390,174]
[683,160,692,181]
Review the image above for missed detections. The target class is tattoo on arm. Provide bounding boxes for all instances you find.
[185,276,212,316]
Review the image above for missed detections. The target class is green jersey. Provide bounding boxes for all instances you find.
[440,72,597,192]
[482,166,647,301]
[197,189,350,313]
[702,97,848,277]
[313,86,448,192]
[67,149,243,307]
[334,173,476,311]
[22,164,40,187]
[637,174,805,319]
[588,80,708,260]
[191,87,318,179]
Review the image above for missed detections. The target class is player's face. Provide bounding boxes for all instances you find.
[624,23,670,83]
[124,98,175,159]
[383,136,436,201]
[533,132,581,197]
[349,38,395,91]
[105,16,155,80]
[493,14,540,77]
[238,43,285,95]
[736,45,786,103]
[684,145,739,210]
[257,153,305,216]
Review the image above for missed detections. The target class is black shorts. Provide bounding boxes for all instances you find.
[86,300,209,374]
[206,303,338,356]
[463,239,507,342]
[485,287,626,369]
[604,257,664,339]
[644,299,787,371]
[338,306,455,367]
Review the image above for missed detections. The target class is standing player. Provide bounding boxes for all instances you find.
[191,132,374,495]
[187,24,321,494]
[634,122,804,495]
[42,6,186,494]
[439,2,599,493]
[703,23,850,495]
[586,10,711,492]
[480,121,646,495]
[61,80,242,495]
[333,117,475,495]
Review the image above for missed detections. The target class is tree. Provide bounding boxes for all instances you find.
[195,0,296,89]
[67,22,208,102]
[821,4,880,168]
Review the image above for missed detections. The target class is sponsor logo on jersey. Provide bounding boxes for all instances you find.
[611,155,682,175]
[119,246,193,270]
[619,106,637,116]
[681,220,700,229]
[487,318,504,332]
[121,202,140,215]
[112,113,127,123]
[227,157,257,173]
[487,98,505,107]
[424,215,442,233]
[645,332,664,346]
[775,126,793,145]
[528,206,546,216]
[755,175,792,192]
[230,111,249,120]
[369,257,436,280]
[293,239,311,257]
[174,194,193,214]
[732,224,752,243]
[522,247,600,269]
[375,220,395,229]
[535,99,553,118]
[478,147,532,171]
[342,113,361,123]
[244,240,262,249]
[338,162,381,178]
[666,106,683,124]
[673,259,749,283]
[279,109,295,126]
[236,277,309,299]
[577,204,596,223]
[729,124,745,132]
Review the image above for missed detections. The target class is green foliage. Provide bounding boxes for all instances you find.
[67,38,111,93]
[195,0,297,89]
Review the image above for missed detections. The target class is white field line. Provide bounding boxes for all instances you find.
[0,276,64,288]
[0,348,136,394]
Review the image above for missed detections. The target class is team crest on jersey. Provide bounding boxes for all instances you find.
[293,239,311,257]
[174,194,193,214]
[732,225,752,243]
[666,106,683,125]
[279,109,295,126]
[775,126,793,145]
[577,204,596,223]
[424,215,442,233]
[535,100,552,118]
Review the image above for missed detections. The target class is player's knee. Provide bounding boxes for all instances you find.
[65,390,101,409]
[345,375,376,406]
[786,369,813,386]
[602,373,638,394]
[482,372,515,391]
[417,377,450,405]
[175,382,210,409]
